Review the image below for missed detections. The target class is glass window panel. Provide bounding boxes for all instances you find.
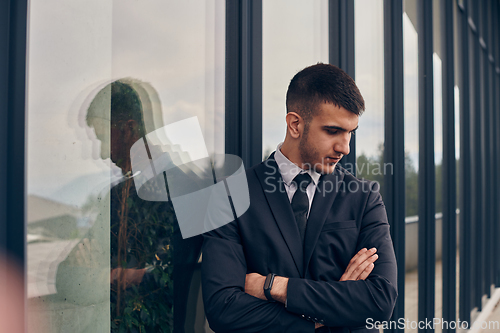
[26,3,113,331]
[403,11,419,219]
[434,51,444,333]
[262,0,329,160]
[403,5,419,332]
[433,3,443,327]
[26,1,224,332]
[354,0,385,189]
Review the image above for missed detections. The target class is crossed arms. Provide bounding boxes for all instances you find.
[201,190,398,333]
[244,247,379,329]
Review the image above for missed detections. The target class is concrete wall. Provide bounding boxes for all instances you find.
[404,212,460,272]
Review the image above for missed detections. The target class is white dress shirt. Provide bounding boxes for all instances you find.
[274,143,321,218]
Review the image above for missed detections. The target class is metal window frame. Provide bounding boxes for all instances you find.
[417,0,437,329]
[479,0,492,299]
[383,1,405,332]
[470,2,483,311]
[441,1,458,331]
[494,0,500,290]
[457,0,473,324]
[0,0,28,330]
[0,0,9,261]
[225,0,263,168]
[329,0,356,175]
[485,0,496,294]
[0,0,27,274]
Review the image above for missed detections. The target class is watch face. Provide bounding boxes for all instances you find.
[264,274,276,302]
[264,274,274,290]
[264,276,271,289]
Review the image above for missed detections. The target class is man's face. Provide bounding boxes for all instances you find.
[89,117,111,161]
[298,102,359,174]
[89,117,127,169]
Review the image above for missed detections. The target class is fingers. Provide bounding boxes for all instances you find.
[356,262,375,281]
[344,248,372,276]
[340,247,378,281]
[352,254,378,280]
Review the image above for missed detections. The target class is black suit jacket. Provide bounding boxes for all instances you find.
[201,155,398,333]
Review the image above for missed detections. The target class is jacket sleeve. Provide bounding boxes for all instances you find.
[285,188,398,328]
[201,221,315,333]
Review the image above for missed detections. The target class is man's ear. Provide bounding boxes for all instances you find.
[285,112,303,139]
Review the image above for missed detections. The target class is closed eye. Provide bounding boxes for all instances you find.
[323,125,358,135]
[326,129,356,136]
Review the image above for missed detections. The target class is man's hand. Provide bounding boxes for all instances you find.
[340,247,378,281]
[110,267,146,288]
[245,273,289,303]
[312,248,377,329]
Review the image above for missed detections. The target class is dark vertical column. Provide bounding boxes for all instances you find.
[383,1,405,332]
[225,1,242,160]
[496,68,500,286]
[329,0,356,174]
[0,0,9,259]
[494,0,500,289]
[225,0,262,168]
[0,1,28,331]
[458,0,472,324]
[487,0,496,294]
[441,1,457,331]
[0,0,27,268]
[479,0,490,299]
[469,3,483,311]
[496,69,500,287]
[484,0,495,298]
[417,1,435,330]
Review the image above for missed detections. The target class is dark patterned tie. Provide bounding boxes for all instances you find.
[291,173,312,245]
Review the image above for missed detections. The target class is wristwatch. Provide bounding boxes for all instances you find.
[263,273,276,302]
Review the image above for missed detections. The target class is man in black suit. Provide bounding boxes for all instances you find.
[201,63,397,332]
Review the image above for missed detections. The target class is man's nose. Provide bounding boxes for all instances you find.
[334,133,351,156]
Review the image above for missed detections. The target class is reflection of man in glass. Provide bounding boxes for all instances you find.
[57,79,203,332]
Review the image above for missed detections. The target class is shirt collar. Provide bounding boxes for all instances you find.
[274,142,321,186]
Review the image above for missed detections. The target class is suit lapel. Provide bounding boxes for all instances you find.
[303,167,345,273]
[254,155,304,277]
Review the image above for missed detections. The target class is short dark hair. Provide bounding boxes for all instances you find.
[86,80,146,136]
[286,63,365,122]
